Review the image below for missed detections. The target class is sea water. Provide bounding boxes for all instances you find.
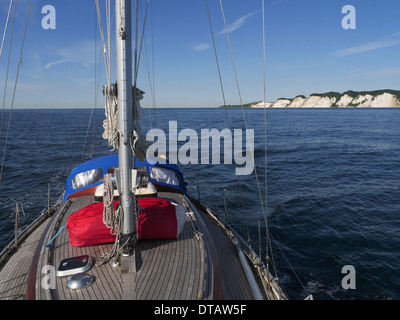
[1,107,399,300]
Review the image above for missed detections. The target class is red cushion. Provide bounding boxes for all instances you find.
[137,197,177,240]
[67,201,118,247]
[67,197,178,247]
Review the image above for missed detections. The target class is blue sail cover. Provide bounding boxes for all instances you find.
[64,154,187,201]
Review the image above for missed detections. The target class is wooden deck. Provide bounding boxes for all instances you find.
[0,192,257,300]
[0,216,52,300]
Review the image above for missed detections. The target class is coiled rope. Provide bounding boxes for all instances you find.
[102,84,120,151]
[96,173,122,266]
[102,173,121,235]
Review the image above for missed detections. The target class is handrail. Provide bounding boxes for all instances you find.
[232,237,264,300]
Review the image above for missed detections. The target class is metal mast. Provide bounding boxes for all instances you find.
[116,0,136,255]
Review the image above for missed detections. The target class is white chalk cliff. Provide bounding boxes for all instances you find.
[250,90,400,108]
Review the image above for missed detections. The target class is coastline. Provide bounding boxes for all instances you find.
[219,90,400,108]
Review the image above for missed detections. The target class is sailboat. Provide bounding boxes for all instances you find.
[0,0,311,301]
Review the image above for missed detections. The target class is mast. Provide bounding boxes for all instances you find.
[116,0,136,255]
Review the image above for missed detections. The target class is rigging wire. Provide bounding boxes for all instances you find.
[261,0,277,281]
[133,0,156,139]
[268,231,309,295]
[258,2,308,296]
[96,0,118,151]
[205,0,251,247]
[139,16,155,133]
[217,0,271,246]
[81,5,103,162]
[137,0,157,133]
[0,0,16,146]
[95,0,111,85]
[0,0,31,185]
[150,0,157,128]
[96,0,153,145]
[134,0,150,88]
[205,0,227,119]
[216,0,286,285]
[106,0,112,84]
[0,0,13,62]
[219,0,266,224]
[133,0,139,93]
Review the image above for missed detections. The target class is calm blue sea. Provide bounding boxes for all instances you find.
[1,107,400,300]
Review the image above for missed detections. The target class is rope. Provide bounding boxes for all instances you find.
[45,224,66,248]
[102,84,120,150]
[102,173,121,235]
[96,173,122,267]
[130,129,147,162]
[98,1,148,158]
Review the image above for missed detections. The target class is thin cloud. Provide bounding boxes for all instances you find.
[44,59,73,70]
[55,40,96,68]
[347,67,400,78]
[271,0,285,6]
[333,40,400,57]
[193,43,211,52]
[217,10,259,35]
[384,32,400,39]
[188,42,210,52]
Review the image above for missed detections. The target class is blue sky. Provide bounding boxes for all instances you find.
[1,0,400,108]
